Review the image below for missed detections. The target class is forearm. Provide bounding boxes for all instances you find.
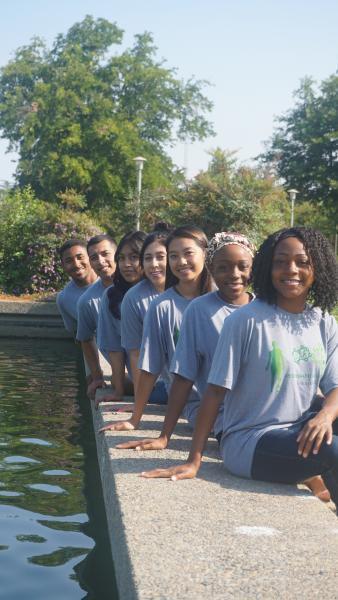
[160,375,193,442]
[129,349,141,394]
[81,339,103,380]
[321,388,338,421]
[131,370,158,426]
[187,384,225,468]
[109,351,126,396]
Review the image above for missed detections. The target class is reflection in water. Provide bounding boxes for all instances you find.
[0,339,118,600]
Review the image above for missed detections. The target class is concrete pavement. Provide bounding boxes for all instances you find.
[92,390,338,600]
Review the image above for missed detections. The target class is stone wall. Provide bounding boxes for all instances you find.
[0,300,71,339]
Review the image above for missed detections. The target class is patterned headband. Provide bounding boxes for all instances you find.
[207,232,256,265]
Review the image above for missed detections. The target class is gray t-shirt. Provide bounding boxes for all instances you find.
[170,290,247,431]
[97,285,123,354]
[56,279,94,334]
[121,279,159,351]
[138,286,200,405]
[208,298,338,478]
[76,278,106,341]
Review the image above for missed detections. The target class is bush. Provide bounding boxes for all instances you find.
[0,187,102,294]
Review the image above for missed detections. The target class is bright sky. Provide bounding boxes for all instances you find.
[0,0,337,184]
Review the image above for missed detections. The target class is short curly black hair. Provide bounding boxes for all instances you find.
[252,227,338,313]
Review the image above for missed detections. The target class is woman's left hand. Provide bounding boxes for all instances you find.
[140,462,199,480]
[297,410,333,458]
[95,391,124,410]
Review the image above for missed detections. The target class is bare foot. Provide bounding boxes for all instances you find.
[303,476,331,503]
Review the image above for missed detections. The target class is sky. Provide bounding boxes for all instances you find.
[0,0,337,184]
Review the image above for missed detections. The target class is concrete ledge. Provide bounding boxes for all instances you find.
[92,391,338,600]
[0,300,71,339]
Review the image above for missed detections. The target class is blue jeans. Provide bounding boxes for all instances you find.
[251,412,338,509]
[148,380,168,405]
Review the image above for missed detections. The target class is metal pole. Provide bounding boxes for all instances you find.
[290,196,295,227]
[135,165,142,230]
[133,157,146,230]
[288,189,298,227]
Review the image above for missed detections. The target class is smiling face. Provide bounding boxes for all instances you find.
[271,236,315,312]
[118,242,143,284]
[142,240,167,291]
[168,237,205,284]
[61,245,93,286]
[88,240,116,285]
[210,244,252,304]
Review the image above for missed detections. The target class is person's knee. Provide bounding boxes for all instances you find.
[318,435,338,467]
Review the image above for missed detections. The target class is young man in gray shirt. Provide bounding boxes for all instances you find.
[56,239,97,336]
[76,234,117,397]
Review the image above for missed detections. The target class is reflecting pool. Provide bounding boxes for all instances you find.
[0,338,118,600]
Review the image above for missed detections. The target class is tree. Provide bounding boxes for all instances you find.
[0,16,213,220]
[292,200,333,238]
[260,74,338,227]
[166,149,289,244]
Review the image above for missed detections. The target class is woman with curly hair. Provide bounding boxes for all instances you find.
[140,227,338,511]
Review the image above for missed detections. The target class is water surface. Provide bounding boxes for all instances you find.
[0,338,118,600]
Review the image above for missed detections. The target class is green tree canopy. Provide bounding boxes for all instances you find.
[260,74,338,227]
[165,149,289,244]
[0,16,213,215]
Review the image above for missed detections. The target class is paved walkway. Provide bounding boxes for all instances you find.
[92,389,338,600]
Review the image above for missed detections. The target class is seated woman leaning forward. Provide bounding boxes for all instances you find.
[120,223,172,404]
[96,230,146,402]
[140,227,338,512]
[116,231,255,447]
[99,224,212,434]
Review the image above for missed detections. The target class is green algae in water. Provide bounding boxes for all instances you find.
[16,534,46,543]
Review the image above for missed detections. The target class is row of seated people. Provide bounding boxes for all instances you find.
[56,223,338,510]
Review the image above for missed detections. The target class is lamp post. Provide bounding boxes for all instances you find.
[288,189,298,227]
[133,156,146,230]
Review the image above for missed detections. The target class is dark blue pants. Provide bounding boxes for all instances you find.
[148,380,168,405]
[251,413,338,508]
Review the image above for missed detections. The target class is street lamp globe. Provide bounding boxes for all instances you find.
[133,156,147,170]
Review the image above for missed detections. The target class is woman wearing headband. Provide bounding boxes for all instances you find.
[115,231,255,451]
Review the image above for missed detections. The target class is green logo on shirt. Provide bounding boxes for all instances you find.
[292,345,312,363]
[266,341,325,392]
[173,325,180,346]
[293,344,325,371]
[266,341,284,392]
